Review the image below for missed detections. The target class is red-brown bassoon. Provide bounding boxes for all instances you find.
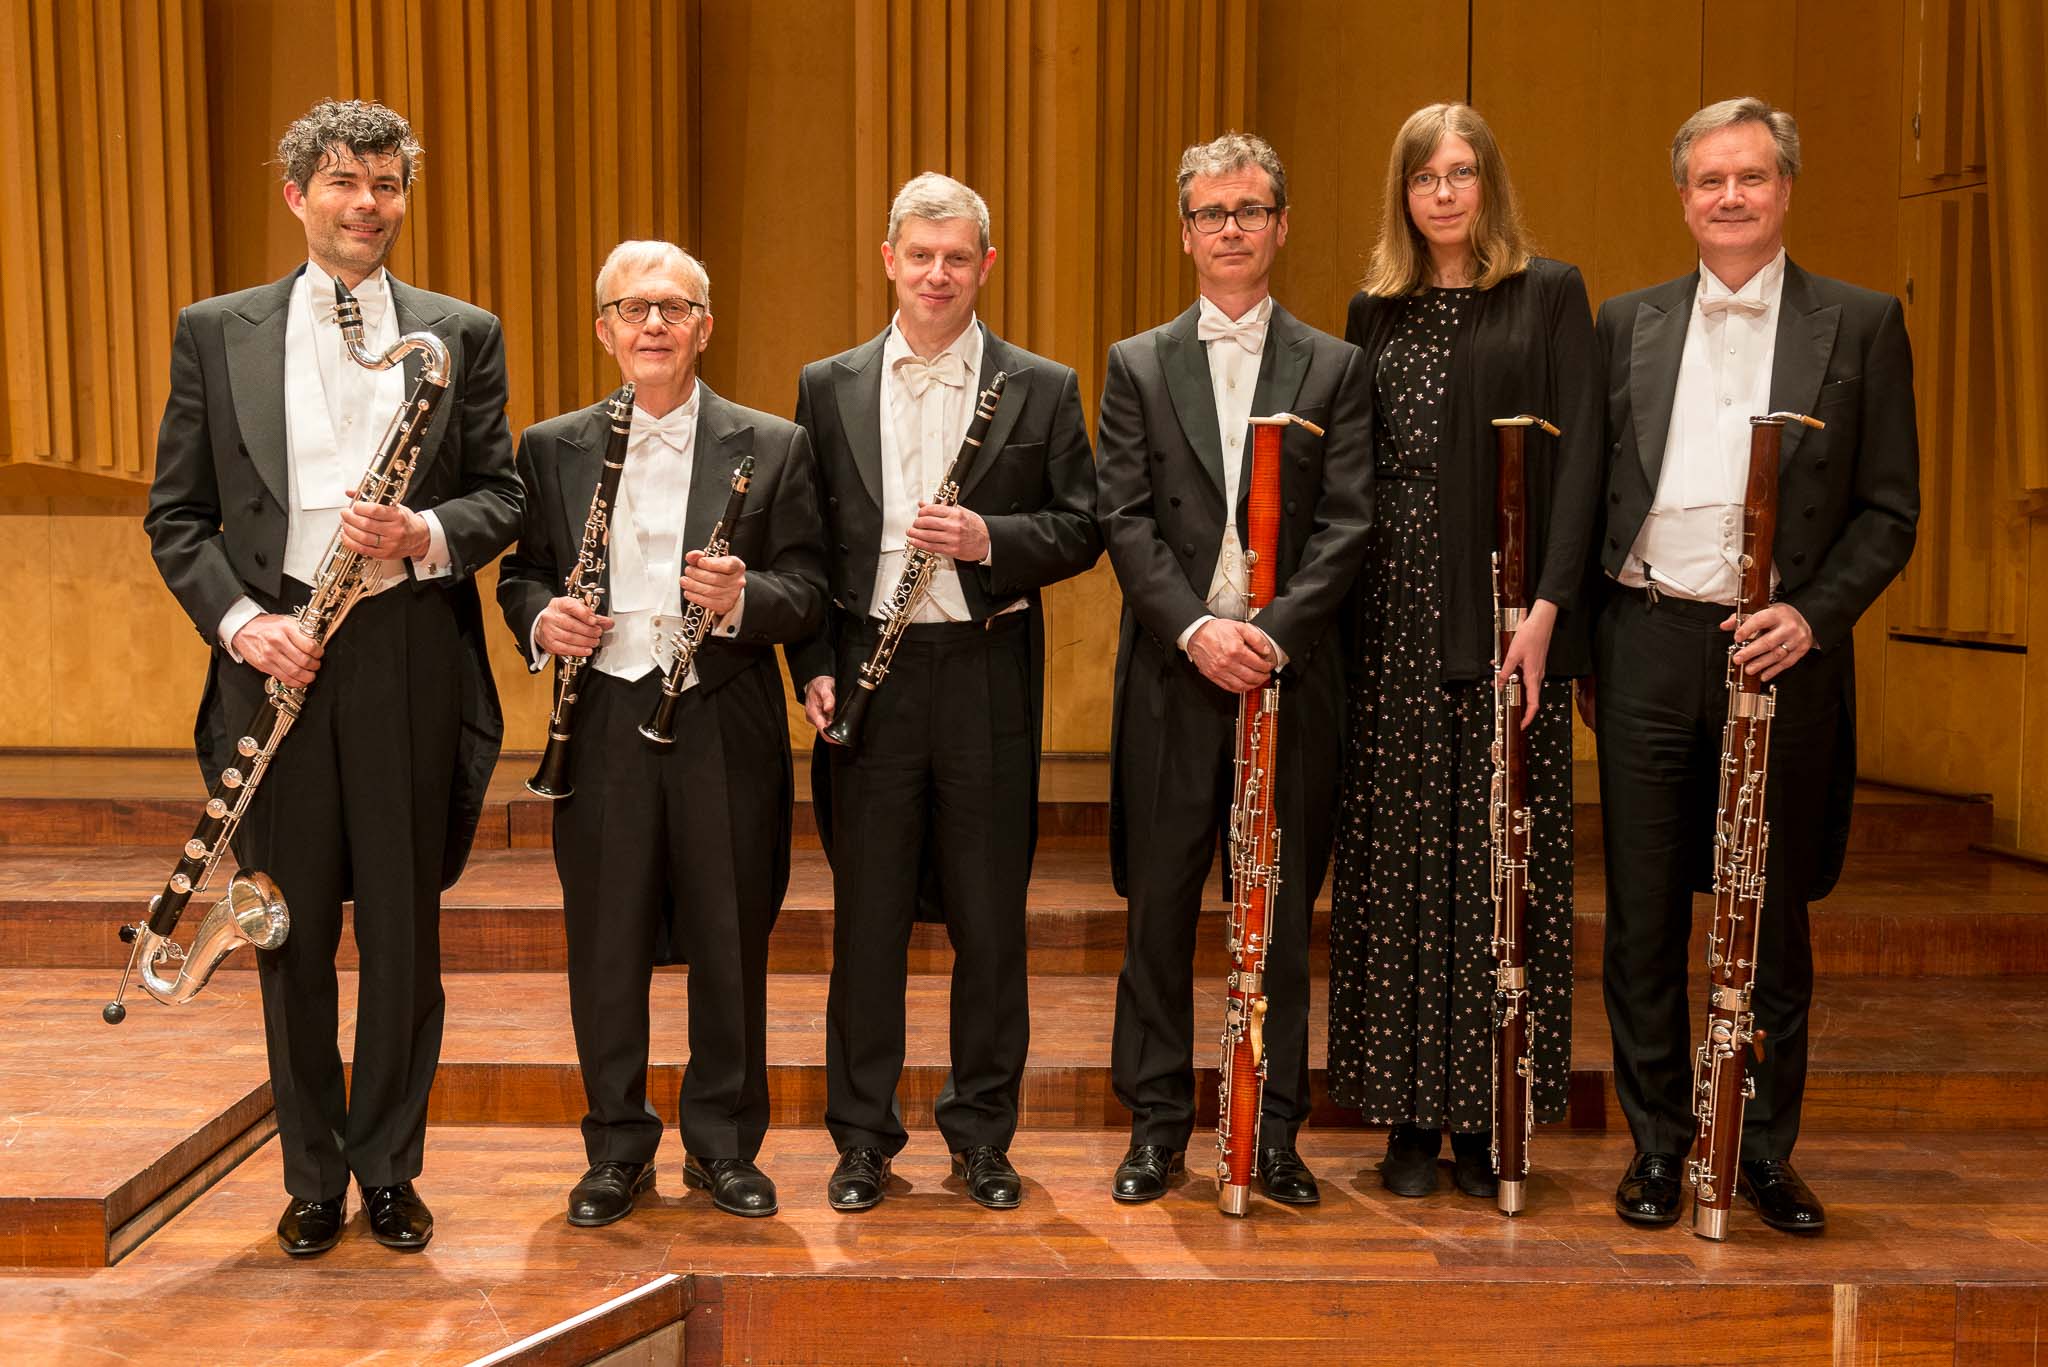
[1687,409,1825,1241]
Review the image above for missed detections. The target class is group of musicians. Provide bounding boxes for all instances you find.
[143,94,1917,1258]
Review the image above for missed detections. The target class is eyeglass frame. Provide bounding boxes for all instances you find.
[600,295,710,325]
[1407,165,1480,197]
[1182,203,1280,235]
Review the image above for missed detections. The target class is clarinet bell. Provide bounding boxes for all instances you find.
[820,684,874,751]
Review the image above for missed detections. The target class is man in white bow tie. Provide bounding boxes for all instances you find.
[1095,132,1372,1206]
[1586,97,1919,1235]
[499,241,827,1225]
[790,172,1101,1213]
[144,99,523,1257]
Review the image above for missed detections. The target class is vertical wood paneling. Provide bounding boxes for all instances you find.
[1983,0,2048,491]
[1901,0,1987,191]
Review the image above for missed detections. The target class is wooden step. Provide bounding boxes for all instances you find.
[10,843,2048,979]
[2,1124,2041,1363]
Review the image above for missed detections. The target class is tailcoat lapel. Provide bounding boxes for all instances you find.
[1157,303,1227,500]
[222,272,298,510]
[686,384,755,551]
[831,330,890,512]
[961,325,1031,501]
[1768,260,1841,469]
[1628,273,1696,489]
[388,280,459,486]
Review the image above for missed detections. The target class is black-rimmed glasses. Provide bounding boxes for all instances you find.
[1184,204,1277,234]
[601,296,708,325]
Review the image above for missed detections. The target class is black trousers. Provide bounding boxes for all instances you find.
[552,667,784,1165]
[1594,589,1841,1162]
[223,584,461,1201]
[823,614,1035,1157]
[1110,632,1337,1152]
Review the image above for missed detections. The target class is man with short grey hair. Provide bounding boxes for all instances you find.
[792,171,1100,1212]
[1586,96,1918,1235]
[1096,131,1372,1207]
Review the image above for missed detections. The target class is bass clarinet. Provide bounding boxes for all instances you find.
[821,370,1006,750]
[1687,409,1825,1239]
[104,279,453,1023]
[1487,413,1559,1216]
[1216,411,1322,1216]
[639,453,757,746]
[526,382,635,797]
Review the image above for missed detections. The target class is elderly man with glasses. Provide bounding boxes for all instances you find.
[498,240,827,1224]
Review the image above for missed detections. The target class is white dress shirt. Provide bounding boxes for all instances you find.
[526,379,743,689]
[1622,250,1786,605]
[1176,294,1287,666]
[216,261,452,657]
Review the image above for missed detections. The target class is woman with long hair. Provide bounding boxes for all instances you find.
[1327,103,1600,1198]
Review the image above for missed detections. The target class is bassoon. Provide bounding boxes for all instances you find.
[1687,409,1825,1240]
[526,383,635,798]
[1486,413,1559,1216]
[821,371,1006,750]
[639,453,757,746]
[1216,410,1323,1217]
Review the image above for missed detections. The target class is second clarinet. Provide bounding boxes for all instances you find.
[821,370,1007,750]
[639,454,757,746]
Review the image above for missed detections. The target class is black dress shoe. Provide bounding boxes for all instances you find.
[567,1160,655,1227]
[1739,1158,1826,1234]
[685,1154,778,1218]
[952,1146,1023,1209]
[361,1180,434,1250]
[1450,1131,1498,1199]
[1111,1144,1183,1203]
[1614,1151,1684,1226]
[827,1146,890,1211]
[276,1194,346,1257]
[1379,1123,1442,1197]
[1256,1147,1321,1205]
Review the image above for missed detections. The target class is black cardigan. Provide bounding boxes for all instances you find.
[1344,255,1602,682]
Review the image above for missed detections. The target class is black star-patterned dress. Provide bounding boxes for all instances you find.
[1325,287,1575,1131]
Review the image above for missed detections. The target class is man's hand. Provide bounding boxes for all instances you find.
[338,489,431,561]
[906,502,990,562]
[1495,599,1558,730]
[1188,618,1276,694]
[233,614,323,688]
[1574,676,1597,731]
[535,596,612,658]
[1724,601,1814,683]
[683,550,746,616]
[804,675,837,733]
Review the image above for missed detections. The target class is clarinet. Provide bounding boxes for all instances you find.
[820,370,1007,751]
[638,454,757,746]
[1486,413,1559,1215]
[526,383,636,798]
[1687,409,1825,1240]
[1216,411,1322,1216]
[105,279,452,1023]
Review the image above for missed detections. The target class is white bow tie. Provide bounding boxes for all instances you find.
[894,351,967,400]
[634,404,696,454]
[1198,311,1267,353]
[1699,291,1769,319]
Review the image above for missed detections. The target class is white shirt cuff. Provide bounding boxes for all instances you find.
[526,614,549,672]
[716,587,746,637]
[1176,614,1214,654]
[218,596,264,663]
[410,510,453,581]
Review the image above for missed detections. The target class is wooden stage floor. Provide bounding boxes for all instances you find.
[0,754,2042,1363]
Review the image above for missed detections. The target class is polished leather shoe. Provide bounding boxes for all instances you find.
[952,1146,1023,1209]
[1256,1147,1321,1205]
[1450,1131,1498,1199]
[685,1154,778,1218]
[567,1160,655,1227]
[1110,1144,1183,1203]
[362,1180,434,1250]
[827,1146,890,1211]
[1379,1123,1442,1197]
[1614,1151,1684,1226]
[1739,1158,1826,1234]
[276,1194,346,1257]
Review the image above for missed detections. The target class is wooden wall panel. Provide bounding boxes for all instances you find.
[1900,0,1987,191]
[1983,0,2048,491]
[0,0,212,486]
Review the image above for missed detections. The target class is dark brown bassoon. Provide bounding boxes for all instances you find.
[1216,411,1322,1216]
[1687,409,1825,1240]
[1486,413,1559,1215]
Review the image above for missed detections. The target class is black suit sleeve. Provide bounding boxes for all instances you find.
[426,316,523,581]
[496,425,561,670]
[786,367,838,691]
[980,367,1102,594]
[1249,342,1375,666]
[1783,297,1920,653]
[732,423,828,645]
[1095,341,1213,647]
[1533,265,1603,610]
[145,309,244,641]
